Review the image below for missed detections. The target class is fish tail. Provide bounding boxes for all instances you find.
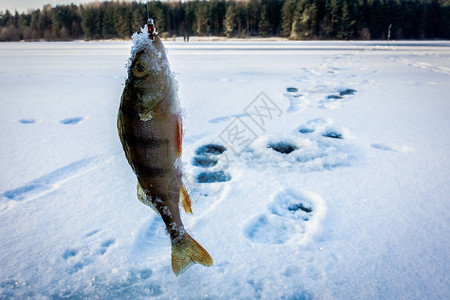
[171,233,213,275]
[180,185,192,214]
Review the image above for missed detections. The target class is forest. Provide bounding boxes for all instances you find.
[1,0,449,41]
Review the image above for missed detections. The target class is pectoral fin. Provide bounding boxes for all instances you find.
[139,110,154,121]
[137,182,157,212]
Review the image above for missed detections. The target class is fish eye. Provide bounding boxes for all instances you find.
[133,60,147,77]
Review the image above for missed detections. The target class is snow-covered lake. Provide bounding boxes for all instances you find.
[1,40,449,299]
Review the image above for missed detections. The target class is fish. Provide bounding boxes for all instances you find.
[117,26,213,275]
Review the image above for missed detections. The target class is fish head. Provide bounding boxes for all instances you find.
[127,36,171,111]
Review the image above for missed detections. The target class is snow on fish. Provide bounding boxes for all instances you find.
[117,20,213,275]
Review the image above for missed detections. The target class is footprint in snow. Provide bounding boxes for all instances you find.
[62,248,79,260]
[60,117,84,125]
[62,231,116,275]
[247,136,354,173]
[267,141,299,154]
[296,118,330,135]
[85,229,100,238]
[192,144,227,168]
[131,216,169,259]
[197,170,231,183]
[371,142,413,153]
[298,127,315,134]
[51,268,163,299]
[244,118,355,172]
[244,188,324,245]
[284,87,308,113]
[208,113,248,124]
[191,143,231,183]
[339,88,357,96]
[296,118,347,140]
[0,279,30,298]
[99,239,115,255]
[18,118,85,125]
[0,156,110,211]
[19,119,37,124]
[321,129,344,139]
[319,88,357,109]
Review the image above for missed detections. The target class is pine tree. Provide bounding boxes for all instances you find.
[209,0,226,36]
[259,4,270,37]
[224,4,236,38]
[281,0,296,37]
[102,3,115,38]
[235,2,246,36]
[246,0,259,35]
[339,0,350,39]
[132,9,144,33]
[327,0,340,36]
[114,5,131,39]
[184,1,195,37]
[195,2,209,35]
[307,3,318,38]
[1,0,449,41]
[290,0,307,39]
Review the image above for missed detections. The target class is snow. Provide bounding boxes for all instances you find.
[127,26,160,72]
[1,40,450,299]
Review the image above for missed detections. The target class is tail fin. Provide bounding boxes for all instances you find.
[171,233,213,275]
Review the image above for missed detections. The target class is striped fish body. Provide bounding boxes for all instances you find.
[118,85,183,237]
[117,34,212,275]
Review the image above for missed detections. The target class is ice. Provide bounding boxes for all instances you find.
[127,26,153,70]
[1,40,450,299]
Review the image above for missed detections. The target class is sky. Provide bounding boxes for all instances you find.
[0,0,119,13]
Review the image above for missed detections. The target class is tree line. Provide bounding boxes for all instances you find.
[1,0,449,41]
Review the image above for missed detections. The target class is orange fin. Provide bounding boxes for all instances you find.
[171,233,213,275]
[181,186,193,214]
[176,116,183,158]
